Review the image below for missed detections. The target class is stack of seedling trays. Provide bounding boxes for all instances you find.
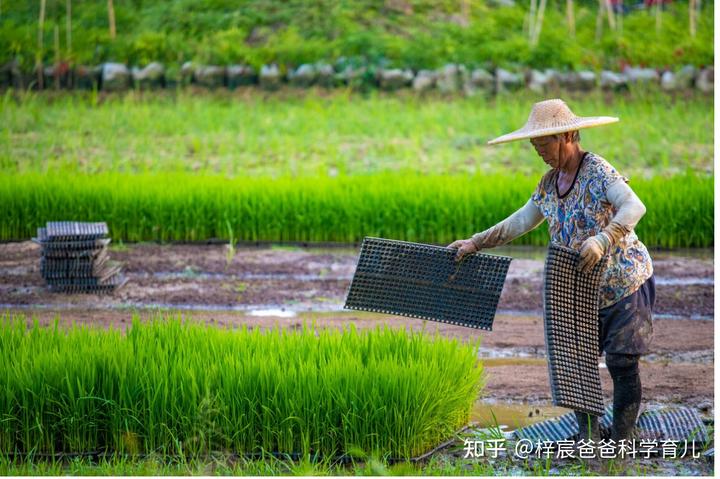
[33,221,127,293]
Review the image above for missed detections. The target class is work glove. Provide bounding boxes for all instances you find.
[447,239,478,262]
[577,179,644,273]
[578,233,609,273]
[577,221,631,273]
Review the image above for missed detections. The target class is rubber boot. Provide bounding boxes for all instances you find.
[574,411,601,471]
[606,353,642,473]
[610,373,641,442]
[574,411,600,442]
[606,353,642,443]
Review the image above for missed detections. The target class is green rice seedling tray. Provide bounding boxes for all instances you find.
[2,423,472,465]
[44,263,122,285]
[543,244,607,416]
[41,248,108,264]
[41,249,109,266]
[40,247,107,259]
[344,237,512,330]
[34,228,111,251]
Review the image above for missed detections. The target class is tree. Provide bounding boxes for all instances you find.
[37,0,46,89]
[66,0,72,60]
[689,0,698,37]
[529,0,547,48]
[108,0,116,39]
[566,0,576,38]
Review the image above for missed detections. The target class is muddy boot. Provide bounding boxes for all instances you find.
[574,411,600,442]
[606,353,642,444]
[606,353,642,471]
[573,411,602,469]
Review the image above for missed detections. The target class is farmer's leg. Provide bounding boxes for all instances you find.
[574,410,600,441]
[606,352,642,441]
[598,276,655,442]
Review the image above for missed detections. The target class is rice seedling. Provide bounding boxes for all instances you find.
[224,218,237,269]
[0,313,484,460]
[0,171,711,247]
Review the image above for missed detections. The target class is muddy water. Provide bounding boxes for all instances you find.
[471,400,570,431]
[482,357,547,367]
[472,361,570,432]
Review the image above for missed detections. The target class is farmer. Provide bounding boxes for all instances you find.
[448,98,655,445]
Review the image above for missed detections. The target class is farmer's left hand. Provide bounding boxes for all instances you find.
[447,238,478,262]
[578,235,607,273]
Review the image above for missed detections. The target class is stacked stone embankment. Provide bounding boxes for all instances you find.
[0,59,713,94]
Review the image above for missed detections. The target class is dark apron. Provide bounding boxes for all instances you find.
[598,275,656,355]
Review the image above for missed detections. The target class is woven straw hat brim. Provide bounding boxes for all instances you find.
[487,116,619,145]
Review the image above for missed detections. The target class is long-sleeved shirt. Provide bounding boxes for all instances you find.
[530,151,653,308]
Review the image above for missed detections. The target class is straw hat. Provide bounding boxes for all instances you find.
[487,98,619,145]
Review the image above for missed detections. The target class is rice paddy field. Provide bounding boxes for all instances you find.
[0,89,714,248]
[1,170,712,247]
[0,87,714,476]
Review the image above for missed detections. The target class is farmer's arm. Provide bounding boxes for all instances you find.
[470,198,545,249]
[578,180,647,272]
[604,179,647,237]
[448,198,544,260]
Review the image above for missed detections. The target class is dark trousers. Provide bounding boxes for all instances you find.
[576,275,655,441]
[576,353,642,441]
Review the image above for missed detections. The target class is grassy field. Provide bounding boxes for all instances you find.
[0,313,483,459]
[1,89,713,178]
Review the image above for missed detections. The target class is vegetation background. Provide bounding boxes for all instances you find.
[1,0,714,72]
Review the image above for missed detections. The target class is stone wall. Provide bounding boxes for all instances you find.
[0,59,713,94]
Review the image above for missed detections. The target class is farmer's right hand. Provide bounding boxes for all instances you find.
[447,239,478,262]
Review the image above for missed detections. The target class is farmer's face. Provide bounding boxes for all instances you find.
[530,134,562,168]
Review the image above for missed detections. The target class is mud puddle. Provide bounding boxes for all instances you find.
[471,400,570,431]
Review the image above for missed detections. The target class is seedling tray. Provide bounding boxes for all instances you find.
[543,244,607,416]
[344,237,511,330]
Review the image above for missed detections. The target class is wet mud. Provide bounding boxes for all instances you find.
[0,242,713,317]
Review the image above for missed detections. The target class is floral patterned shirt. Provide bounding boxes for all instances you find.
[531,151,653,308]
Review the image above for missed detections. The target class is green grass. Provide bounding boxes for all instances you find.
[0,312,484,460]
[1,89,713,178]
[0,171,712,248]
